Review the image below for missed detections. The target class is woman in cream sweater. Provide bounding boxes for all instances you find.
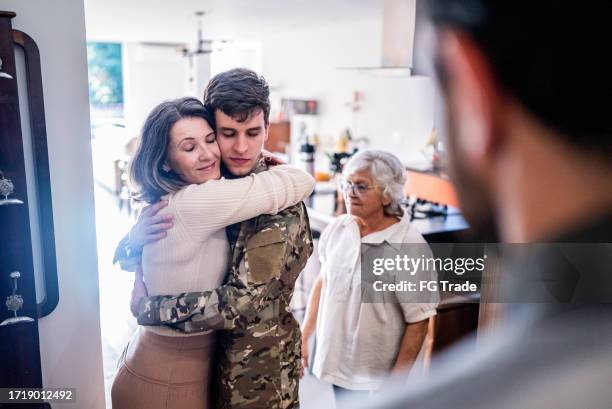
[111,97,314,409]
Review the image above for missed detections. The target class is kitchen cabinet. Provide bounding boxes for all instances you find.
[265,121,290,154]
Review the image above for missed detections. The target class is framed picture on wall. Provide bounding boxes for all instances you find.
[281,98,318,117]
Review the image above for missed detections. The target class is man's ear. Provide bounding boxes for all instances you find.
[263,123,270,142]
[438,30,503,164]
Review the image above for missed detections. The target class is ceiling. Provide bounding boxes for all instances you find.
[84,0,384,43]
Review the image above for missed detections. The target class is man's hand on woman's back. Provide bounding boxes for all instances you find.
[130,265,148,318]
[130,199,174,250]
[262,149,285,166]
[127,201,172,317]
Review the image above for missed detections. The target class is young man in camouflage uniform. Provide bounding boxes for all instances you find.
[115,68,313,408]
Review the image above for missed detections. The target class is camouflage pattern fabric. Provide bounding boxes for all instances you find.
[138,159,314,409]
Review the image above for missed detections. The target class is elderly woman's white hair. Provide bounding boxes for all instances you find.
[342,150,406,218]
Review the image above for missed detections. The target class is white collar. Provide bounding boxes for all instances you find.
[343,214,413,251]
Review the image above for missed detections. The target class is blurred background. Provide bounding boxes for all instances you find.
[83,1,475,407]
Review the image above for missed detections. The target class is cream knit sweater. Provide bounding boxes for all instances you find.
[141,165,315,337]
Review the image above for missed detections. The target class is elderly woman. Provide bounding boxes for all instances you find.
[111,97,314,409]
[300,150,438,401]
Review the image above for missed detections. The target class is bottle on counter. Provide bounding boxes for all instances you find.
[335,128,352,153]
[299,138,315,177]
[299,138,315,207]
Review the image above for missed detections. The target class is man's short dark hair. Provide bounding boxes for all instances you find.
[203,68,271,125]
[429,1,612,155]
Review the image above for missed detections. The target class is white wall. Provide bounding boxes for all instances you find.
[122,41,263,136]
[122,42,193,136]
[89,12,435,165]
[260,18,435,165]
[4,0,106,407]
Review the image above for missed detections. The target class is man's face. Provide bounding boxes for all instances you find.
[215,109,269,176]
[442,104,497,239]
[436,31,498,240]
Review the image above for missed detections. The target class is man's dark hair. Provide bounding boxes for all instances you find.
[429,1,612,154]
[203,68,271,125]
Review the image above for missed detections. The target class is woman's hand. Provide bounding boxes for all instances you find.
[300,274,323,378]
[130,265,148,318]
[129,200,174,249]
[300,336,309,378]
[262,149,285,166]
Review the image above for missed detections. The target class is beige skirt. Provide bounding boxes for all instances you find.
[111,327,216,409]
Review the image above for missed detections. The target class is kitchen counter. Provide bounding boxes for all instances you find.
[306,200,470,241]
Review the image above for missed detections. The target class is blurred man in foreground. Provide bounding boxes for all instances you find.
[347,1,612,408]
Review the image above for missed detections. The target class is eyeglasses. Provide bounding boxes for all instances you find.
[340,180,379,196]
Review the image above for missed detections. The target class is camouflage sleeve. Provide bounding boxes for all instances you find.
[137,227,292,332]
[137,203,311,333]
[137,281,276,332]
[113,234,142,272]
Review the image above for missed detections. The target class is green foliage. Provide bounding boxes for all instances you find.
[87,42,124,106]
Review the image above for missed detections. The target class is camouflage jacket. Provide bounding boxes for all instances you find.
[137,160,314,409]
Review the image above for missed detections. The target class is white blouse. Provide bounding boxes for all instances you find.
[312,214,439,390]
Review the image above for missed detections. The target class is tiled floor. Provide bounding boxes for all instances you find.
[93,184,335,409]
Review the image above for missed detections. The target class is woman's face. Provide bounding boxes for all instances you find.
[342,170,389,219]
[165,117,221,184]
